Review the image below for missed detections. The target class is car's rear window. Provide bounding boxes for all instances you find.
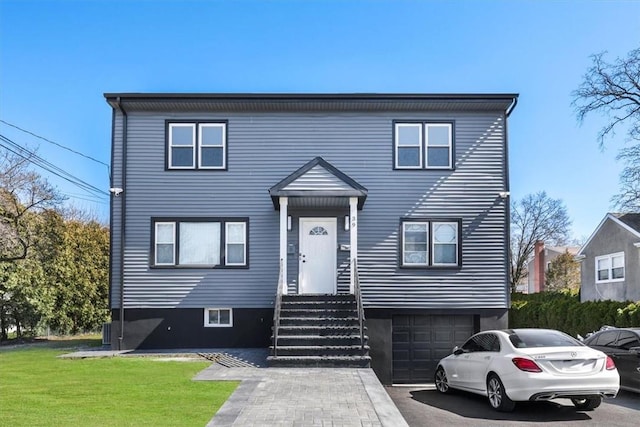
[508,330,583,348]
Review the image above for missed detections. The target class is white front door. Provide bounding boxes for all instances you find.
[299,218,337,294]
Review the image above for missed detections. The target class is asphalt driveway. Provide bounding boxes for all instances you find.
[386,385,639,427]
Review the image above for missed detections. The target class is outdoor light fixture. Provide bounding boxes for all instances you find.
[345,216,350,231]
[287,216,292,231]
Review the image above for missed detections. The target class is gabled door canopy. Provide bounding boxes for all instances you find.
[268,157,368,210]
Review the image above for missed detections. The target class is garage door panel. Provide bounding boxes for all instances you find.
[413,332,430,342]
[413,316,431,327]
[392,315,474,384]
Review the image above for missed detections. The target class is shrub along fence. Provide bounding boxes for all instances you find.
[510,292,640,338]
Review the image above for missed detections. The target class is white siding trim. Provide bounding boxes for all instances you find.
[279,197,288,294]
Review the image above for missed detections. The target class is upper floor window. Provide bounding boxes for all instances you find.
[152,217,247,268]
[394,122,453,169]
[595,252,624,283]
[400,218,461,268]
[167,122,226,170]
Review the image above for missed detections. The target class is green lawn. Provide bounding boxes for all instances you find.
[0,338,238,426]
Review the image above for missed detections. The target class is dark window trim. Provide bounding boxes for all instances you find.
[392,120,455,171]
[165,119,229,171]
[150,216,249,269]
[398,217,462,269]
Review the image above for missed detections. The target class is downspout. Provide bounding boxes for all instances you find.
[116,97,128,350]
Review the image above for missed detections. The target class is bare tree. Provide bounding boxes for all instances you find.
[0,148,63,263]
[510,192,572,292]
[572,47,640,210]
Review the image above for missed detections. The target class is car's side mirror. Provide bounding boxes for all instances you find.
[453,346,465,356]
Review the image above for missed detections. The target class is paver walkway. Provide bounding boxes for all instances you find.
[195,365,409,427]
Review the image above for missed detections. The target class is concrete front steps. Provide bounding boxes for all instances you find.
[268,294,370,368]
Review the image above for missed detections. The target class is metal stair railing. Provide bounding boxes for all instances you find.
[352,258,366,351]
[272,258,284,357]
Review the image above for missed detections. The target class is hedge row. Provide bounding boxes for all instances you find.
[509,292,640,338]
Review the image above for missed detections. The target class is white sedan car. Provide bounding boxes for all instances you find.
[434,329,619,412]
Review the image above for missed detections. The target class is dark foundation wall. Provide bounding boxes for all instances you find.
[110,308,273,350]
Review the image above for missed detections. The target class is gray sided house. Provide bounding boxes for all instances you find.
[105,93,518,384]
[578,213,640,302]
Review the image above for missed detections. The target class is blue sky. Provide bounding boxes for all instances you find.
[1,0,639,239]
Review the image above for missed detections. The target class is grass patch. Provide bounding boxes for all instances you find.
[0,338,238,426]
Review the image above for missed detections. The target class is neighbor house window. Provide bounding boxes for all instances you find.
[152,218,248,267]
[204,308,233,327]
[595,252,624,283]
[394,122,453,169]
[400,218,461,267]
[168,121,227,169]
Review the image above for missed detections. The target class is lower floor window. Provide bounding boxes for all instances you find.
[152,217,248,268]
[401,218,461,267]
[204,308,233,327]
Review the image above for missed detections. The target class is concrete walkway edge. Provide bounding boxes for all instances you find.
[358,370,410,427]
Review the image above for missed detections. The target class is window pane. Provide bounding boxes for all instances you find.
[200,147,224,167]
[595,331,618,347]
[597,257,611,270]
[219,309,231,325]
[405,223,427,233]
[227,224,245,243]
[405,231,427,243]
[434,243,457,264]
[612,267,624,279]
[397,125,421,146]
[171,147,194,167]
[617,332,640,350]
[427,125,450,146]
[612,255,624,269]
[597,269,609,281]
[200,125,224,146]
[156,223,174,243]
[398,147,420,167]
[404,251,427,264]
[179,222,220,265]
[405,243,427,252]
[427,147,450,167]
[208,310,219,325]
[171,125,195,146]
[227,244,245,264]
[156,243,174,264]
[434,223,456,243]
[403,222,427,265]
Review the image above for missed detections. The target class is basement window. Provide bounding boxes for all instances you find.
[204,308,233,327]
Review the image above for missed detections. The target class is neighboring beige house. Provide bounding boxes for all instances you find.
[524,241,579,293]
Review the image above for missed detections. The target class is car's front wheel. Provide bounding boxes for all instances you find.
[571,397,602,411]
[434,366,451,394]
[487,374,515,412]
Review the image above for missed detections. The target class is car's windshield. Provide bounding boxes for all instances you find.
[508,330,583,348]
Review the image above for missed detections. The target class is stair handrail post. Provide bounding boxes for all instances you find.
[353,258,365,351]
[273,258,284,357]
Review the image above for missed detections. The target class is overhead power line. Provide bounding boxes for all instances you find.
[0,119,111,178]
[0,133,109,198]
